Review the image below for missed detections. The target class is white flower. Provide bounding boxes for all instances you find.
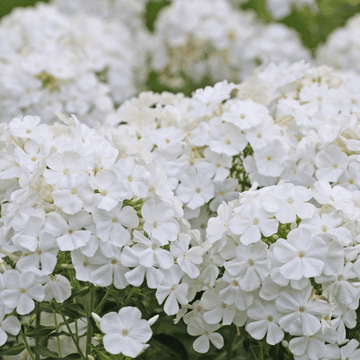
[272,228,328,280]
[246,299,284,345]
[262,183,314,223]
[0,308,21,346]
[171,233,203,279]
[1,270,45,315]
[187,317,224,353]
[43,274,72,303]
[177,172,214,211]
[100,307,152,358]
[156,265,188,315]
[253,139,288,177]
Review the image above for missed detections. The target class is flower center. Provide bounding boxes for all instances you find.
[298,252,304,258]
[267,316,273,322]
[299,307,305,313]
[71,189,77,195]
[122,330,129,337]
[127,175,133,182]
[195,188,201,194]
[267,156,272,161]
[248,260,254,267]
[20,288,26,294]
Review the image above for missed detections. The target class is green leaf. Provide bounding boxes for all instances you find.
[69,286,90,299]
[149,334,188,360]
[269,343,286,360]
[43,353,82,360]
[60,303,86,319]
[25,325,55,337]
[37,344,59,357]
[47,331,73,338]
[0,344,26,356]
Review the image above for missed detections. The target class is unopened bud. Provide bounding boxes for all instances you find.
[282,340,289,348]
[91,312,101,324]
[88,356,95,360]
[148,315,159,326]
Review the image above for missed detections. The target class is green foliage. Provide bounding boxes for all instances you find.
[0,0,49,19]
[241,0,360,51]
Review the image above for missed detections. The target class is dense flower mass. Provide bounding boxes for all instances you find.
[0,113,201,358]
[1,1,360,358]
[0,3,144,125]
[175,183,360,358]
[52,0,148,33]
[317,13,360,74]
[149,0,310,89]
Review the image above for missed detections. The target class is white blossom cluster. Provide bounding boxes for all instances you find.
[52,0,148,33]
[104,80,280,238]
[0,113,203,357]
[149,0,310,89]
[266,0,318,19]
[177,183,360,358]
[0,3,142,125]
[317,13,360,74]
[236,61,360,191]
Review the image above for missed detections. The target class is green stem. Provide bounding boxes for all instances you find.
[86,285,95,358]
[94,284,114,313]
[53,310,62,357]
[248,342,259,360]
[20,330,36,360]
[35,303,41,360]
[259,339,264,360]
[60,312,86,360]
[122,287,137,307]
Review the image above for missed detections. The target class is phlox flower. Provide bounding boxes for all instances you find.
[208,122,247,157]
[1,270,45,315]
[52,173,93,215]
[272,228,328,281]
[88,169,128,211]
[262,183,314,223]
[120,246,164,289]
[0,308,21,346]
[156,265,188,315]
[224,241,270,292]
[142,199,179,244]
[338,339,360,360]
[276,285,329,336]
[246,299,284,345]
[131,230,174,270]
[100,307,152,358]
[207,201,235,243]
[222,99,267,130]
[45,211,92,251]
[229,200,278,245]
[177,171,214,210]
[315,145,348,182]
[187,317,224,353]
[43,151,84,186]
[312,180,354,214]
[92,202,139,247]
[201,285,236,325]
[89,250,128,289]
[43,274,72,303]
[113,157,150,199]
[253,139,287,177]
[171,233,203,279]
[288,329,337,360]
[16,231,59,275]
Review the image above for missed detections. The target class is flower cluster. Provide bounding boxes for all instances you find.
[52,0,148,33]
[266,0,318,19]
[317,13,360,74]
[236,61,360,191]
[149,0,310,89]
[177,182,360,358]
[0,3,143,125]
[0,113,202,358]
